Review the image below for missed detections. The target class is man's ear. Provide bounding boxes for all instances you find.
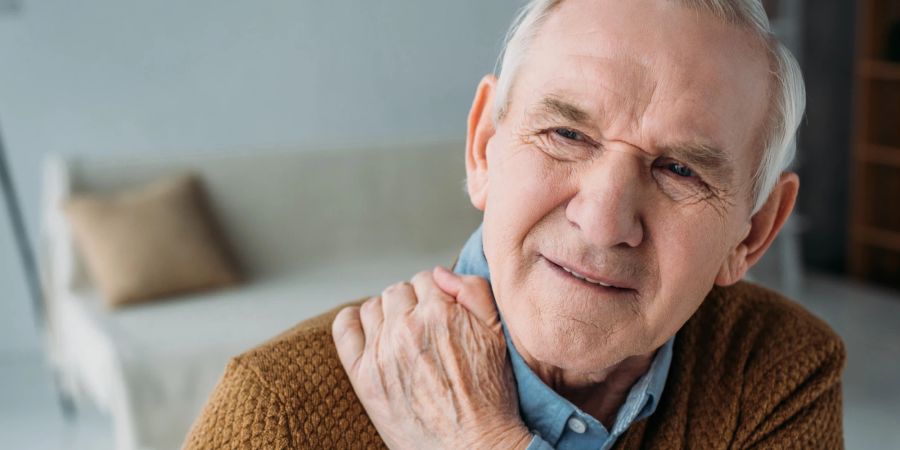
[715,172,800,286]
[465,74,498,211]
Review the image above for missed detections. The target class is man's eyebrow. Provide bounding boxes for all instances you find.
[662,142,734,182]
[537,96,594,125]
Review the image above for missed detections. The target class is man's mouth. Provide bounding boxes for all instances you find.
[559,265,615,287]
[541,255,636,292]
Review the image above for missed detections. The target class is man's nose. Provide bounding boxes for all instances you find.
[565,152,645,249]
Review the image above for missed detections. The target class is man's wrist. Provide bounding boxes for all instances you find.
[480,422,533,450]
[524,434,555,450]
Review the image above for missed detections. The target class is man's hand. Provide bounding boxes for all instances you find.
[332,266,531,450]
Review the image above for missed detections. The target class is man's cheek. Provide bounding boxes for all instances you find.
[656,227,720,292]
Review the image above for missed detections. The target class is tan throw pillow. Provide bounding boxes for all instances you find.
[63,173,241,308]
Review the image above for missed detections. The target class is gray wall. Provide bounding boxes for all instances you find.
[0,0,522,356]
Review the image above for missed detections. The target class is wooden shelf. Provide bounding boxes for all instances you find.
[861,145,900,167]
[859,60,900,81]
[853,226,900,253]
[849,1,900,288]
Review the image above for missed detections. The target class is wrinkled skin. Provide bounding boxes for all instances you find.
[332,267,531,449]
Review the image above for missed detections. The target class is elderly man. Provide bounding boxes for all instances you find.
[185,0,845,448]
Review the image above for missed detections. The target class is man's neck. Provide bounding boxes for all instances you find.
[514,336,657,429]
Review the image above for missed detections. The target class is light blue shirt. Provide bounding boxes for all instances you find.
[453,225,674,450]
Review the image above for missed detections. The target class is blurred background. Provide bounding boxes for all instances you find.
[0,0,897,449]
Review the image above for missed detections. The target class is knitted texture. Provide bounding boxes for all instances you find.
[183,281,845,449]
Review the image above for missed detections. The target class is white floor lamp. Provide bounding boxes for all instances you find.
[0,124,44,329]
[0,123,75,418]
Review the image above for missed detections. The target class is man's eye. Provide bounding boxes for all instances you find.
[554,128,583,141]
[653,159,711,201]
[667,163,694,178]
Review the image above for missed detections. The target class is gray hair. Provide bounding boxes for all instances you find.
[492,0,806,213]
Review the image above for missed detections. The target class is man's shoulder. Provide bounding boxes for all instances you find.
[634,282,847,448]
[185,297,386,449]
[692,281,844,359]
[676,281,844,411]
[233,298,366,397]
[225,298,384,447]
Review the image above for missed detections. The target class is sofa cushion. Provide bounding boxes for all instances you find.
[63,173,241,308]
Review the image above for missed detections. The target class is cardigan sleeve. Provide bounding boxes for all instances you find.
[182,357,294,450]
[736,335,847,450]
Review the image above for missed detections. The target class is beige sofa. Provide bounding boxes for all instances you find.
[39,141,481,450]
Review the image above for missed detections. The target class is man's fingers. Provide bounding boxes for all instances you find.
[332,306,365,376]
[434,266,499,328]
[381,281,417,320]
[411,269,456,308]
[432,266,464,297]
[359,295,384,345]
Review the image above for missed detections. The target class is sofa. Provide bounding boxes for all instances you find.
[39,141,482,450]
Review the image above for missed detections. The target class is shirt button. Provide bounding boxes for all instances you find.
[567,417,587,434]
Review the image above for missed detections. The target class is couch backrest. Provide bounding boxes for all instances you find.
[45,141,482,282]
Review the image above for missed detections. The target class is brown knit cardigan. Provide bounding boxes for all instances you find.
[183,281,845,449]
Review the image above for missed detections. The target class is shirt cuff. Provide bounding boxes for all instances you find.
[526,434,555,450]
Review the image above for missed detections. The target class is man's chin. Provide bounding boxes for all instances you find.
[509,313,633,363]
[519,332,633,376]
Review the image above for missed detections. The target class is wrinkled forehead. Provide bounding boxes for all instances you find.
[513,0,773,181]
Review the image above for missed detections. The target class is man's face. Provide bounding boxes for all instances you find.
[472,0,773,373]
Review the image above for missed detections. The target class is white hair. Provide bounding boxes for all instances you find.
[492,0,806,213]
